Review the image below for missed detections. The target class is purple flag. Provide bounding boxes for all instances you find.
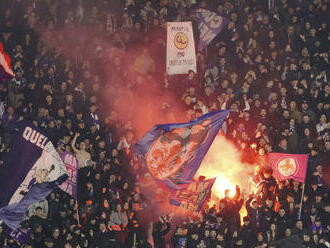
[0,121,68,230]
[134,110,229,189]
[194,8,229,51]
[7,227,32,244]
[59,152,78,198]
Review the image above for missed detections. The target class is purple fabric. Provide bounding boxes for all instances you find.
[194,8,229,51]
[7,227,32,243]
[0,121,68,230]
[59,152,78,198]
[0,121,42,209]
[0,175,67,230]
[134,110,229,189]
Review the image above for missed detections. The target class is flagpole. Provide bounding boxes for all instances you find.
[298,154,308,220]
[298,183,305,220]
[76,201,80,226]
[133,232,136,248]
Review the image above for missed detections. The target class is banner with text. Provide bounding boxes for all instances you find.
[59,152,78,198]
[7,227,32,244]
[166,22,197,75]
[0,121,68,229]
[194,8,229,51]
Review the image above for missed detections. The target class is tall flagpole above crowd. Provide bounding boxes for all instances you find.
[298,182,306,220]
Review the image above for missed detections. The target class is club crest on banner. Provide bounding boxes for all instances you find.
[174,32,188,50]
[146,119,210,181]
[166,22,197,74]
[277,158,297,177]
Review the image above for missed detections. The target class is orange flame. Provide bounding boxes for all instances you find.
[239,203,248,225]
[196,135,254,224]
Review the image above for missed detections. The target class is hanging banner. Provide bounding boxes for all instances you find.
[59,152,78,198]
[166,22,197,75]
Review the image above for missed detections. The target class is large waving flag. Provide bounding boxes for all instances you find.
[194,8,229,51]
[134,110,229,189]
[170,178,216,212]
[0,121,68,229]
[59,152,78,199]
[269,153,308,183]
[0,42,14,83]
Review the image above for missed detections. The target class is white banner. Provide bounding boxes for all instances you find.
[166,22,197,75]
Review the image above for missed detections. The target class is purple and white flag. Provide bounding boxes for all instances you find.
[0,121,68,230]
[194,8,229,51]
[59,152,78,198]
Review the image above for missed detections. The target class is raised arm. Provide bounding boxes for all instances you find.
[71,133,80,154]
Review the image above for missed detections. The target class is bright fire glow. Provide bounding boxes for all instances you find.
[214,175,236,198]
[195,135,255,224]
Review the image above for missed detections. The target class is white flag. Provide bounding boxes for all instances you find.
[166,22,197,75]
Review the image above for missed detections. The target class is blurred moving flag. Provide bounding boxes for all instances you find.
[269,153,308,183]
[0,121,68,230]
[59,152,78,199]
[0,42,14,83]
[170,178,216,212]
[134,110,229,189]
[194,8,229,51]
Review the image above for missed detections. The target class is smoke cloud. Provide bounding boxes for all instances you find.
[34,18,256,227]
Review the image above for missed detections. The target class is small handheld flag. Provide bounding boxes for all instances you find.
[170,178,216,212]
[269,153,308,183]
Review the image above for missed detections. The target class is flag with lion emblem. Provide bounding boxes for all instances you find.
[269,153,308,183]
[133,110,229,189]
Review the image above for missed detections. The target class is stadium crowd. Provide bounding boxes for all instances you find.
[0,0,329,247]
